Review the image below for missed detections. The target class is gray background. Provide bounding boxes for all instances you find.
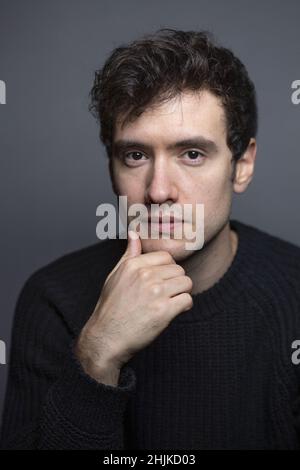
[0,0,299,424]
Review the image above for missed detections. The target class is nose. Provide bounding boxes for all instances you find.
[145,157,178,204]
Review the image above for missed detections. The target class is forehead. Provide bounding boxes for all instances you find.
[113,89,227,145]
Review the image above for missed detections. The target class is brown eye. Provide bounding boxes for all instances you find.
[123,151,148,166]
[188,151,199,159]
[183,150,205,163]
[127,152,144,160]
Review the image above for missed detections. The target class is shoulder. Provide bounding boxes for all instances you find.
[232,221,300,384]
[235,219,300,268]
[29,237,126,281]
[16,237,127,335]
[232,219,300,300]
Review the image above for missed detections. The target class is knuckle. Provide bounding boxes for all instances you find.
[167,253,175,264]
[177,265,185,276]
[185,276,193,289]
[160,251,174,264]
[139,267,151,281]
[150,283,163,296]
[185,293,193,309]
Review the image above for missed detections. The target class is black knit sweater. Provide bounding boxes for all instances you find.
[1,219,300,450]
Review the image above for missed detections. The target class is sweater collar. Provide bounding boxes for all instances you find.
[172,219,260,323]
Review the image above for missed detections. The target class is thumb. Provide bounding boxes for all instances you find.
[105,230,142,285]
[123,230,142,259]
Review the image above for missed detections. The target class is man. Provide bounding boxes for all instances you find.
[1,28,300,450]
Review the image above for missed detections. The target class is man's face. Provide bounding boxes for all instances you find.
[110,89,236,261]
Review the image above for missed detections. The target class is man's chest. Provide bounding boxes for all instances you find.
[123,317,299,449]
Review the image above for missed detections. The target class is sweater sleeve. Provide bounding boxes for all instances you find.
[0,272,137,450]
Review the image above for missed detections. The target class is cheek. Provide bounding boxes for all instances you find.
[192,166,233,215]
[114,172,145,199]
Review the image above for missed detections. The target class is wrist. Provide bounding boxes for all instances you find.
[74,334,121,385]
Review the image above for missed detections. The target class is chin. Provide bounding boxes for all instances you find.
[141,237,196,262]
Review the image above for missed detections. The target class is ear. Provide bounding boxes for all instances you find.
[233,138,257,193]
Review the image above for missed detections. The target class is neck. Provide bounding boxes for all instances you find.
[180,221,238,295]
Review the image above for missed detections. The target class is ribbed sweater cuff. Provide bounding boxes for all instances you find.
[48,341,137,435]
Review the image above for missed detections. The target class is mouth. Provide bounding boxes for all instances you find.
[146,215,183,233]
[148,215,181,223]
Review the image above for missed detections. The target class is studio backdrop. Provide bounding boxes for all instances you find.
[0,0,299,425]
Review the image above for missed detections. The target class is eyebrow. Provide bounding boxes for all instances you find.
[112,136,219,155]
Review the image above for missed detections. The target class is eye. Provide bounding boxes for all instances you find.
[123,151,147,166]
[182,150,206,164]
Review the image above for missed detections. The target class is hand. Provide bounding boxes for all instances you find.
[75,230,193,384]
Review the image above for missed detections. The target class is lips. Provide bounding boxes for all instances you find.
[147,215,182,224]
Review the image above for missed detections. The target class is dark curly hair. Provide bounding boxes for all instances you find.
[89,28,258,161]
